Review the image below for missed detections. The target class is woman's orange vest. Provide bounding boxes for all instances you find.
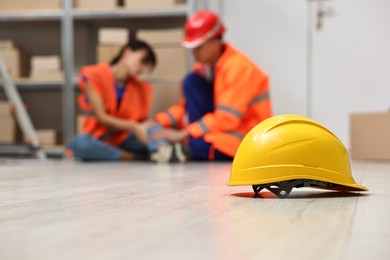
[155,43,272,158]
[78,63,152,146]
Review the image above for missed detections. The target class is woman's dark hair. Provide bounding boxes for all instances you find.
[110,39,157,68]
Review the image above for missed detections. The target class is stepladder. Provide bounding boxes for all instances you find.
[0,51,47,159]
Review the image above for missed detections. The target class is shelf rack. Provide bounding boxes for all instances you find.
[0,0,204,145]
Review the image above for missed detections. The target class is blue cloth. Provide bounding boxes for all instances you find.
[81,74,90,104]
[115,81,127,108]
[69,133,148,161]
[183,72,232,161]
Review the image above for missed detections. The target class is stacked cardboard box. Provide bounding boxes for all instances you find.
[137,28,187,115]
[96,28,129,63]
[74,0,119,10]
[0,101,17,143]
[24,129,58,147]
[0,40,28,79]
[124,0,186,9]
[149,83,181,117]
[350,112,390,160]
[29,56,63,80]
[0,40,13,49]
[137,28,188,80]
[0,0,60,12]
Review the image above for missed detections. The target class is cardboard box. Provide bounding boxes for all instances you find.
[98,28,129,45]
[0,0,61,11]
[0,117,16,143]
[96,44,122,63]
[137,28,183,46]
[149,83,181,116]
[0,41,30,78]
[0,101,13,117]
[143,46,188,79]
[350,112,390,160]
[74,0,118,10]
[29,71,64,80]
[36,129,57,146]
[0,40,14,49]
[29,55,63,79]
[31,56,61,71]
[24,129,57,147]
[1,47,21,78]
[96,45,188,78]
[124,0,185,9]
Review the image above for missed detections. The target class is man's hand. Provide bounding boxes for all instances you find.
[152,128,189,143]
[133,120,155,144]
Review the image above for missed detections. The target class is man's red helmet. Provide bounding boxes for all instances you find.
[182,10,225,49]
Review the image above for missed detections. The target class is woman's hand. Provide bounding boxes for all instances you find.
[132,120,155,144]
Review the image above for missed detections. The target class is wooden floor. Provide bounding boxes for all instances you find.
[0,159,389,260]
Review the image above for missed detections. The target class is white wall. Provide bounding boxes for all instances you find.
[311,0,390,147]
[219,0,390,148]
[222,0,308,116]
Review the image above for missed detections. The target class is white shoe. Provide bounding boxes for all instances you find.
[150,145,173,163]
[173,143,186,163]
[150,143,187,163]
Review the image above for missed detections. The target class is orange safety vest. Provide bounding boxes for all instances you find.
[155,43,272,158]
[77,63,153,146]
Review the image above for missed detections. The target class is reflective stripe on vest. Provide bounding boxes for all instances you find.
[198,119,210,133]
[164,111,178,128]
[79,110,95,117]
[217,104,242,118]
[227,131,244,140]
[250,92,269,106]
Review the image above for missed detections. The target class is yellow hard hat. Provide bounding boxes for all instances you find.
[227,114,368,198]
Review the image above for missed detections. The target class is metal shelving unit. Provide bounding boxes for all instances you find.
[0,79,73,90]
[0,0,202,146]
[0,11,62,22]
[1,77,179,90]
[73,7,189,20]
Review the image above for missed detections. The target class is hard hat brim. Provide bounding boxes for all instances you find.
[227,170,368,192]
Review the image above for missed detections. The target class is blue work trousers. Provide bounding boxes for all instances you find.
[69,133,152,161]
[183,72,232,161]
